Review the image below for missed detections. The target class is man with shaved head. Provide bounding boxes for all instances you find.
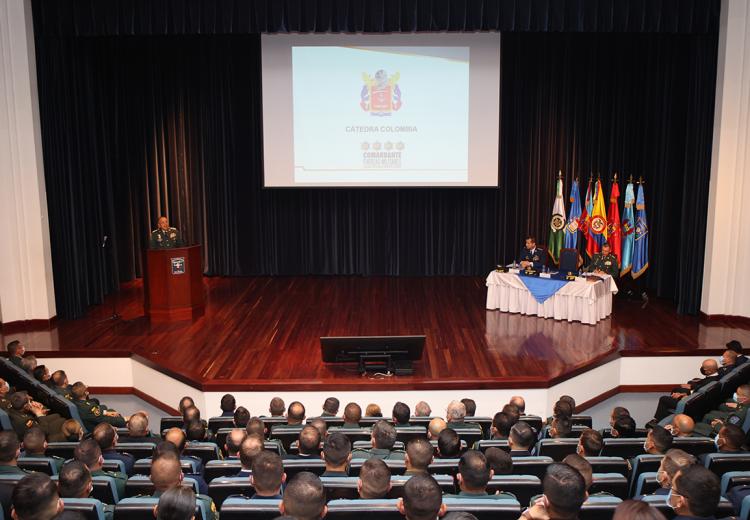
[669,414,696,437]
[284,425,321,459]
[268,397,286,417]
[150,453,217,519]
[342,402,362,428]
[224,428,247,458]
[237,435,264,477]
[164,427,208,494]
[287,401,306,425]
[653,358,721,421]
[427,417,447,440]
[510,396,526,414]
[405,438,433,476]
[119,412,158,443]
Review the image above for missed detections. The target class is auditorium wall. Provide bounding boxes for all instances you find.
[702,0,750,319]
[0,0,56,325]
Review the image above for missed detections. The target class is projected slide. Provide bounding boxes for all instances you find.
[261,33,500,187]
[292,46,469,184]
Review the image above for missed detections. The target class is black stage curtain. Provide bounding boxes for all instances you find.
[33,4,719,318]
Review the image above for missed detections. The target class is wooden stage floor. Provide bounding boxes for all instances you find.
[3,276,750,391]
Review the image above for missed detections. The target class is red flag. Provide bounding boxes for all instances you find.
[607,179,622,263]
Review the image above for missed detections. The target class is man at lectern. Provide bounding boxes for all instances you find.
[519,236,547,269]
[149,216,183,249]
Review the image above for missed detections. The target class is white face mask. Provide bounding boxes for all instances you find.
[643,440,650,452]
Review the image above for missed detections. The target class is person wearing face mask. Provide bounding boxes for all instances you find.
[636,448,695,499]
[642,425,673,455]
[651,359,721,422]
[698,425,746,466]
[694,384,750,436]
[0,379,11,411]
[666,465,721,520]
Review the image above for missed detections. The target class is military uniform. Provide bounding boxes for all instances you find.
[151,489,217,520]
[149,227,183,249]
[519,247,547,270]
[8,408,67,441]
[22,453,65,474]
[350,447,406,460]
[694,403,749,436]
[586,253,619,277]
[91,468,128,499]
[0,465,28,476]
[72,398,126,431]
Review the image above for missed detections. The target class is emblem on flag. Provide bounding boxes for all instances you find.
[590,216,606,234]
[551,214,566,231]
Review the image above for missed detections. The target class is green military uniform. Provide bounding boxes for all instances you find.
[72,398,126,431]
[54,385,73,400]
[149,227,183,249]
[0,397,11,411]
[350,447,406,460]
[0,465,29,476]
[696,403,749,436]
[7,408,67,441]
[586,253,619,277]
[445,490,517,500]
[151,489,217,520]
[91,468,128,499]
[23,453,65,474]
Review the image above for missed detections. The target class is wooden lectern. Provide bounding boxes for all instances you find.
[144,245,205,321]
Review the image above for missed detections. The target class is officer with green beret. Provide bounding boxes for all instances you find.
[586,242,619,278]
[149,216,184,249]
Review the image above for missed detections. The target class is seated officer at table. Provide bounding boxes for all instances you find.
[519,236,547,270]
[585,242,619,277]
[149,216,183,249]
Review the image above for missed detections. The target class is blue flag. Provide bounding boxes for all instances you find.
[564,180,582,249]
[620,182,635,276]
[632,183,649,279]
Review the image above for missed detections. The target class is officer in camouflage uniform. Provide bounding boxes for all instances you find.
[586,242,620,278]
[149,216,184,249]
[69,382,126,431]
[351,421,406,460]
[694,384,750,436]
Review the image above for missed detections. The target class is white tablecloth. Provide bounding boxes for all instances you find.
[485,271,618,325]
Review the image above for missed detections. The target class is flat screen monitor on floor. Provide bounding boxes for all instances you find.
[320,335,425,374]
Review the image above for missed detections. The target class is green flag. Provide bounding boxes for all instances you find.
[548,175,566,264]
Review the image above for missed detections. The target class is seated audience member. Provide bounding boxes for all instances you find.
[233,406,250,428]
[546,400,573,426]
[612,500,668,520]
[165,428,206,475]
[74,438,127,498]
[70,382,125,430]
[611,415,637,438]
[150,454,216,519]
[119,412,158,443]
[237,435,264,477]
[62,419,84,442]
[11,473,63,520]
[358,458,391,499]
[178,396,196,415]
[436,428,461,459]
[405,438,433,476]
[8,391,66,441]
[155,486,197,520]
[280,472,327,520]
[502,404,521,425]
[224,428,247,458]
[321,432,352,477]
[58,460,115,519]
[643,425,673,455]
[250,451,286,499]
[667,465,721,519]
[414,401,432,417]
[50,370,72,398]
[186,420,210,442]
[510,396,527,415]
[33,365,52,386]
[521,463,586,520]
[445,450,513,499]
[0,378,10,411]
[485,447,513,475]
[6,340,25,368]
[509,422,535,456]
[246,417,267,438]
[365,404,383,417]
[608,406,630,428]
[0,431,27,475]
[490,412,513,440]
[309,418,328,440]
[715,424,745,452]
[353,420,404,460]
[562,454,607,497]
[182,406,206,430]
[668,414,696,438]
[652,359,721,421]
[577,429,603,458]
[727,340,748,365]
[19,354,36,374]
[559,395,576,411]
[549,416,573,439]
[461,399,477,417]
[322,397,340,417]
[428,418,447,440]
[286,401,306,426]
[285,425,321,460]
[219,394,236,417]
[640,448,695,498]
[398,474,446,520]
[93,422,135,475]
[267,397,286,417]
[393,402,411,426]
[445,401,481,432]
[342,403,362,428]
[694,384,750,436]
[21,426,64,473]
[721,348,741,374]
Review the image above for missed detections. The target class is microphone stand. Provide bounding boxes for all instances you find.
[98,235,121,323]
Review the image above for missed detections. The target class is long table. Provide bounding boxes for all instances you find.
[485,270,618,325]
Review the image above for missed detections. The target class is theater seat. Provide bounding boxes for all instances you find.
[519,416,543,433]
[101,459,127,474]
[671,437,716,457]
[208,477,254,506]
[52,474,121,504]
[579,496,623,520]
[123,476,199,498]
[308,416,345,427]
[486,475,542,505]
[535,438,579,461]
[628,454,664,496]
[159,416,183,432]
[17,456,58,475]
[441,498,521,520]
[633,472,660,497]
[61,498,106,520]
[133,457,199,475]
[570,416,593,428]
[115,443,157,461]
[269,425,304,449]
[643,494,734,519]
[428,458,460,475]
[352,441,404,451]
[464,416,493,438]
[474,440,510,452]
[320,476,360,500]
[205,459,243,481]
[600,438,647,458]
[589,473,628,499]
[703,452,750,478]
[220,497,281,520]
[46,442,79,460]
[216,429,283,455]
[207,417,235,433]
[388,474,455,498]
[350,459,405,476]
[429,439,468,455]
[509,457,554,479]
[394,426,428,444]
[281,458,326,479]
[720,470,750,496]
[586,457,629,477]
[184,442,222,465]
[327,427,374,444]
[115,496,209,520]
